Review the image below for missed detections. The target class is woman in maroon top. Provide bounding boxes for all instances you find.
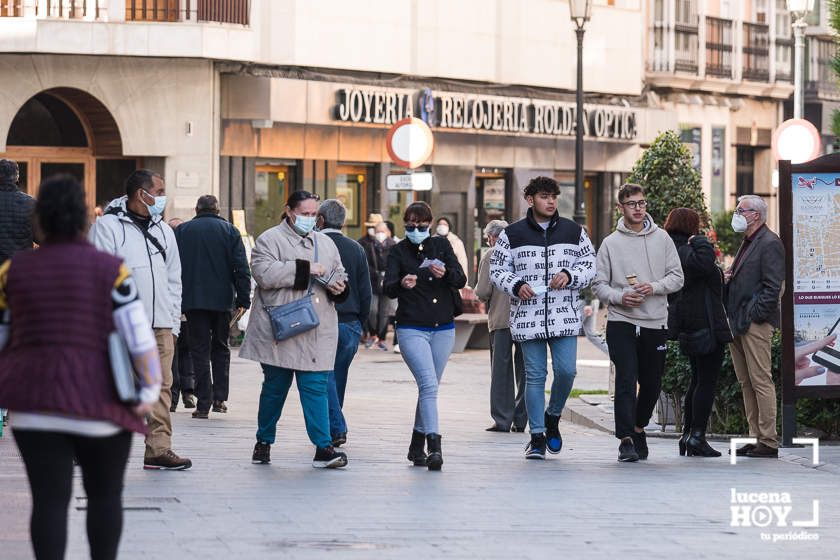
[0,176,162,560]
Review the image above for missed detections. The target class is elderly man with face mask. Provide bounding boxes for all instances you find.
[475,219,527,433]
[725,195,784,459]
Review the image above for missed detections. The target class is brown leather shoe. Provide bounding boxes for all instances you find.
[745,442,778,458]
[144,449,192,470]
[729,443,756,456]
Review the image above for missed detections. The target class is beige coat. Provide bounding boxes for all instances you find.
[239,220,345,371]
[475,249,511,332]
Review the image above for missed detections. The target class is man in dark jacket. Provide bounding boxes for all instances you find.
[0,160,35,264]
[725,195,784,458]
[317,199,372,446]
[175,195,251,418]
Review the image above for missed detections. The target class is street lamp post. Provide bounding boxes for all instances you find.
[787,0,815,119]
[570,0,591,226]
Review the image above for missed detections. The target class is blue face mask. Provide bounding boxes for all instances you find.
[292,214,317,235]
[142,191,167,217]
[405,228,430,245]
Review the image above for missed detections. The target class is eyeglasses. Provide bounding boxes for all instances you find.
[404,223,430,232]
[735,207,756,215]
[621,200,647,209]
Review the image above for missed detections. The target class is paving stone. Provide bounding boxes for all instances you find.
[0,340,838,559]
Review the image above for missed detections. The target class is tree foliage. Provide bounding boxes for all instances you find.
[626,130,709,228]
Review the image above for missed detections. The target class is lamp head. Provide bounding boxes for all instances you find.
[786,0,815,20]
[569,0,592,29]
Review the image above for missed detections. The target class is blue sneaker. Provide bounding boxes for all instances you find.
[545,412,562,454]
[525,433,546,460]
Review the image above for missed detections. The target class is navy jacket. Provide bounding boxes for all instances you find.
[0,180,35,264]
[324,230,372,325]
[175,213,251,312]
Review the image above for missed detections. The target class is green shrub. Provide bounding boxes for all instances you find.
[626,130,709,227]
[710,210,743,258]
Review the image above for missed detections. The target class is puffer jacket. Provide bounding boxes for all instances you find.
[239,219,348,371]
[0,180,36,264]
[489,209,596,341]
[88,196,182,336]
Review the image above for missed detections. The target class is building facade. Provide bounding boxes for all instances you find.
[2,0,676,283]
[645,0,802,229]
[2,1,835,274]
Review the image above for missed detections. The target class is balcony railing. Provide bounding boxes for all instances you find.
[126,0,249,24]
[0,1,21,16]
[649,0,698,74]
[742,22,770,82]
[0,0,250,24]
[705,16,733,79]
[674,22,699,73]
[776,37,793,82]
[806,36,840,99]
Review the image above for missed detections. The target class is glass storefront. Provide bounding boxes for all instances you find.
[254,164,289,238]
[473,173,509,278]
[336,164,369,240]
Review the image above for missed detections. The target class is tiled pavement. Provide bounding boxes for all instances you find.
[1,339,838,559]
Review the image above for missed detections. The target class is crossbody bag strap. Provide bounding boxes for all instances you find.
[307,234,318,296]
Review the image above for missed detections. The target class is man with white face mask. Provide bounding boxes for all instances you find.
[725,195,784,459]
[90,169,191,470]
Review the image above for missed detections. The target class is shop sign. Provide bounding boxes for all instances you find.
[335,87,638,141]
[386,172,433,191]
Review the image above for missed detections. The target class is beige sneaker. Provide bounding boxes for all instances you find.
[144,449,192,470]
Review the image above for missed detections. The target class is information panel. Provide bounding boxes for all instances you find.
[791,172,840,386]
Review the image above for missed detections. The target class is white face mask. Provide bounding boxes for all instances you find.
[367,227,375,236]
[731,212,748,233]
[375,231,387,243]
[436,224,450,236]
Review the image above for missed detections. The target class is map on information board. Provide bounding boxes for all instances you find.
[792,173,840,386]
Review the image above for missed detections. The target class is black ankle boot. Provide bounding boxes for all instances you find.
[679,427,690,456]
[407,430,427,466]
[685,430,721,457]
[426,433,443,471]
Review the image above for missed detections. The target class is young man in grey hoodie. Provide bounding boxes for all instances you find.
[592,184,684,462]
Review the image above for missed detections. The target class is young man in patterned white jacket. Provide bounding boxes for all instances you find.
[490,176,596,459]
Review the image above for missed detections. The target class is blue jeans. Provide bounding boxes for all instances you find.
[255,364,331,449]
[328,320,362,437]
[520,336,577,434]
[397,327,456,435]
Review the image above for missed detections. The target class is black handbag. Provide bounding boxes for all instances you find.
[678,287,716,357]
[263,235,321,341]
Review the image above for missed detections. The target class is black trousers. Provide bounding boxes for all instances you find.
[606,321,668,439]
[684,344,725,432]
[13,429,132,560]
[171,319,195,405]
[186,309,232,412]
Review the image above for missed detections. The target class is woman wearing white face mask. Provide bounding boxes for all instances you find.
[384,202,467,470]
[434,217,470,282]
[240,190,352,469]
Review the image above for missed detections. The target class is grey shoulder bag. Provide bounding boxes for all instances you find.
[263,235,321,341]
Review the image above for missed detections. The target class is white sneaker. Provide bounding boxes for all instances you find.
[393,344,400,354]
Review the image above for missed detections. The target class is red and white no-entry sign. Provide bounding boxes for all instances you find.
[385,117,434,169]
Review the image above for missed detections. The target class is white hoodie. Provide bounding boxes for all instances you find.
[591,215,683,329]
[89,196,182,336]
